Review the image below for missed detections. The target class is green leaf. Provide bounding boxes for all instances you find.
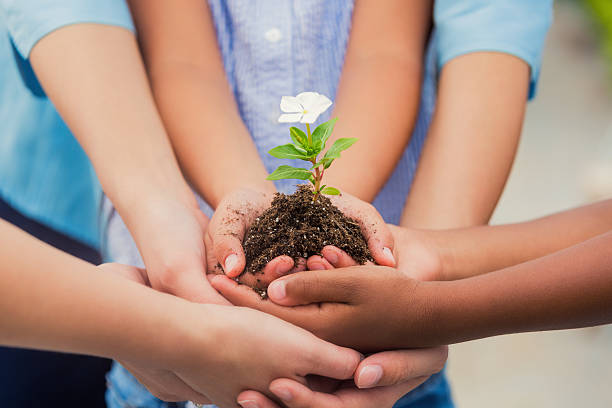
[266,165,313,181]
[311,157,334,170]
[320,186,340,195]
[289,127,308,149]
[268,144,312,160]
[311,118,337,151]
[323,137,357,162]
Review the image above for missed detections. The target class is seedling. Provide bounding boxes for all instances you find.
[267,92,357,201]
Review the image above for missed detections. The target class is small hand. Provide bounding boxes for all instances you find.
[207,187,396,288]
[211,266,436,351]
[310,224,444,281]
[122,193,228,304]
[236,347,447,408]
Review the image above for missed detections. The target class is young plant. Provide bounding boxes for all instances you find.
[267,92,357,201]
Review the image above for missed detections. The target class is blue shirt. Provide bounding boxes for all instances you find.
[0,0,133,248]
[0,0,551,250]
[100,2,552,408]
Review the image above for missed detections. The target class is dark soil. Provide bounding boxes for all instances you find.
[242,185,372,285]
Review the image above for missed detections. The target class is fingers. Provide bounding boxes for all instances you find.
[266,268,365,306]
[330,193,395,267]
[237,391,282,408]
[269,377,429,408]
[121,363,209,404]
[355,347,448,389]
[304,339,362,380]
[238,256,297,289]
[320,246,358,268]
[306,255,334,271]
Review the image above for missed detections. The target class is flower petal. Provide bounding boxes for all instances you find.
[280,96,303,113]
[300,111,321,124]
[312,94,332,115]
[278,112,303,123]
[295,92,320,111]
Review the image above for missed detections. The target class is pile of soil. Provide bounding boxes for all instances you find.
[242,185,372,283]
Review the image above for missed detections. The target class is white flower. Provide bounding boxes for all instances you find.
[278,92,333,124]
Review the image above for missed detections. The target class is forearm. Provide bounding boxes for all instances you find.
[129,0,273,208]
[417,231,612,346]
[29,23,192,212]
[0,221,187,364]
[401,52,529,229]
[148,66,274,207]
[323,0,431,201]
[429,199,612,280]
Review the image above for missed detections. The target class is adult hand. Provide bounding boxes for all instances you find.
[211,266,442,351]
[236,347,447,408]
[121,192,229,304]
[207,187,396,288]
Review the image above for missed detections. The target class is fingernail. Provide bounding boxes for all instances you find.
[382,247,395,265]
[272,386,293,402]
[357,365,383,389]
[267,280,286,300]
[310,262,326,270]
[224,254,238,273]
[238,400,259,408]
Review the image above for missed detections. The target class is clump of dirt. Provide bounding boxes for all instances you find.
[242,185,372,284]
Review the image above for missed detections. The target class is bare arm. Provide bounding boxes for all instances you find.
[30,23,225,303]
[429,199,612,280]
[128,0,274,208]
[322,0,432,201]
[423,230,612,345]
[401,52,529,228]
[0,219,361,406]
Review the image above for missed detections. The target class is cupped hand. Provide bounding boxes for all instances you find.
[310,224,444,282]
[236,347,448,408]
[207,186,396,288]
[143,304,362,407]
[121,192,228,304]
[211,266,439,351]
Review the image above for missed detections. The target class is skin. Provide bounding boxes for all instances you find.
[29,23,225,304]
[127,0,431,275]
[0,219,364,408]
[401,52,530,229]
[212,200,612,351]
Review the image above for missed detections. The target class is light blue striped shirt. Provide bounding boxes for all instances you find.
[102,2,553,408]
[0,0,551,249]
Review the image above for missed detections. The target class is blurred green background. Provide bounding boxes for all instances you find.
[584,0,612,75]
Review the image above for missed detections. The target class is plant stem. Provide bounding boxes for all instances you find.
[306,123,312,145]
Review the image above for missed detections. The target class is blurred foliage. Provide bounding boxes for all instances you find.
[583,0,612,74]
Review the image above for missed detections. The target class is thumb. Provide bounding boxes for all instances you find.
[355,347,448,389]
[267,268,363,306]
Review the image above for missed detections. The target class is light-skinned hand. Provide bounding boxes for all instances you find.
[207,186,396,288]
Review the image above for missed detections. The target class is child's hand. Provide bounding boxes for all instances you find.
[206,187,396,288]
[307,224,444,282]
[120,303,362,407]
[211,266,439,351]
[236,347,447,408]
[122,193,229,304]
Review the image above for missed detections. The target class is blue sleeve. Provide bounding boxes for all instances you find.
[435,0,553,99]
[0,0,134,58]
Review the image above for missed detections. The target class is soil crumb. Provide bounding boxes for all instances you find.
[242,185,372,280]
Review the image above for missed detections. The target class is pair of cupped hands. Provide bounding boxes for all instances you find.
[109,186,448,408]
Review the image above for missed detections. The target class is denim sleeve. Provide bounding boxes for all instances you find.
[0,0,134,58]
[435,0,553,99]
